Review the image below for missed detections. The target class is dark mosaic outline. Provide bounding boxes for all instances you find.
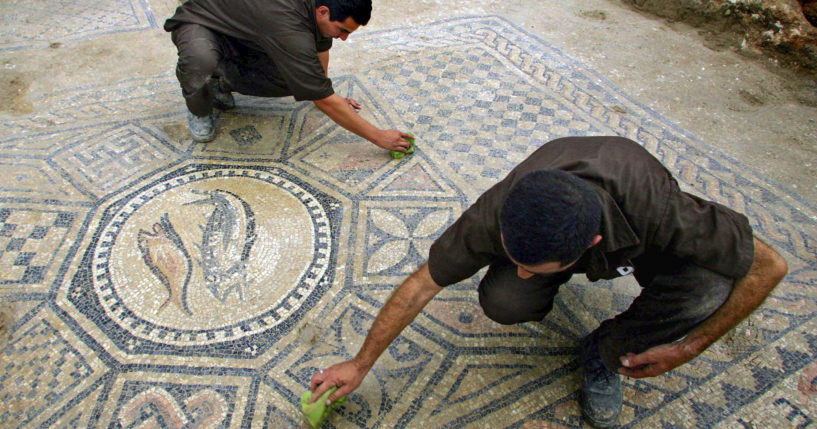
[61,163,344,360]
[0,14,813,429]
[0,317,94,426]
[112,380,239,428]
[327,16,817,428]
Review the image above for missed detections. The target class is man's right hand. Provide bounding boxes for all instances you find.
[305,264,443,406]
[309,359,370,405]
[313,94,414,152]
[373,129,413,152]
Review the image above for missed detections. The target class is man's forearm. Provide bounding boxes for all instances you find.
[680,236,788,355]
[353,263,443,370]
[313,94,381,142]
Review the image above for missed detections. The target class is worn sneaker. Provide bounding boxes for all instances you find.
[210,78,235,111]
[187,111,215,143]
[580,333,622,428]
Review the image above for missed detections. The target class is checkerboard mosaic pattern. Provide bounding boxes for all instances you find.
[1,14,816,428]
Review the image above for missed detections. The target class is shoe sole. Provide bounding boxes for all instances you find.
[579,399,618,428]
[192,132,215,143]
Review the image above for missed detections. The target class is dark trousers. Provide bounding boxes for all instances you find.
[170,23,292,117]
[478,258,733,371]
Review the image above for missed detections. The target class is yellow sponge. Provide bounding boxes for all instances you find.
[391,133,415,159]
[300,387,346,428]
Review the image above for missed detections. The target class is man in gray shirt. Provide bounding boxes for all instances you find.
[308,136,788,428]
[165,0,413,150]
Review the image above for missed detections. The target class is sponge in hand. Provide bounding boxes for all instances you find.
[391,133,415,159]
[300,386,346,428]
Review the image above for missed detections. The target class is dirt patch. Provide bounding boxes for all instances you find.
[163,122,191,143]
[739,88,768,105]
[579,9,609,20]
[297,322,325,346]
[622,0,817,76]
[0,70,34,116]
[720,317,765,358]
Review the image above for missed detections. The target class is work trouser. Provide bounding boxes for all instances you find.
[477,258,733,372]
[170,23,292,117]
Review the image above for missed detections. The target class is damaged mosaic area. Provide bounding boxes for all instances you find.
[1,12,816,429]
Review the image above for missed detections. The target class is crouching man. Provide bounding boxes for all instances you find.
[164,0,413,150]
[309,136,788,428]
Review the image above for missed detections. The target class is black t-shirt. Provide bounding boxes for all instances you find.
[164,0,334,101]
[428,136,755,286]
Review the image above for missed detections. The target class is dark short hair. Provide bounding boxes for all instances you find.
[317,0,372,25]
[500,169,602,266]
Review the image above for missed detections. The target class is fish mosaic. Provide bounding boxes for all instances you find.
[185,189,257,303]
[137,213,194,316]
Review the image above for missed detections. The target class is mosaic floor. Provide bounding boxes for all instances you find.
[1,3,817,428]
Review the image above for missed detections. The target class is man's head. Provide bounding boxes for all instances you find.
[500,169,602,274]
[316,0,372,40]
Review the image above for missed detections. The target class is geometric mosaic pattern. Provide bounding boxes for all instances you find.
[0,208,75,285]
[0,0,155,51]
[51,123,180,197]
[0,318,92,426]
[1,14,816,429]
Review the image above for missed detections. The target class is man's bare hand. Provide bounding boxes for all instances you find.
[307,264,441,406]
[374,130,413,151]
[618,342,697,378]
[345,97,362,112]
[309,360,369,405]
[619,237,787,379]
[312,94,414,151]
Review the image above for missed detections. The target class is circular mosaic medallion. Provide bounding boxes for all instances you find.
[88,167,333,347]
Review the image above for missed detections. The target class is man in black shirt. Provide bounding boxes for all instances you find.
[165,0,413,149]
[308,136,788,428]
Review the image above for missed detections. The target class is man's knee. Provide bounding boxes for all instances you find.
[679,268,734,322]
[172,24,223,92]
[176,39,221,90]
[596,265,736,368]
[478,262,565,325]
[480,300,531,325]
[479,289,553,325]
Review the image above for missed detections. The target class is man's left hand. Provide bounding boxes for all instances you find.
[620,237,787,380]
[346,97,362,112]
[618,342,698,378]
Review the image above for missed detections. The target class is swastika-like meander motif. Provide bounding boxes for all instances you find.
[0,12,815,429]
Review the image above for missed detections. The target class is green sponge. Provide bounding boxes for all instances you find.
[391,133,415,159]
[300,387,346,428]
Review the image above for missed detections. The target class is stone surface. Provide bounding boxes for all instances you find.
[0,1,816,428]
